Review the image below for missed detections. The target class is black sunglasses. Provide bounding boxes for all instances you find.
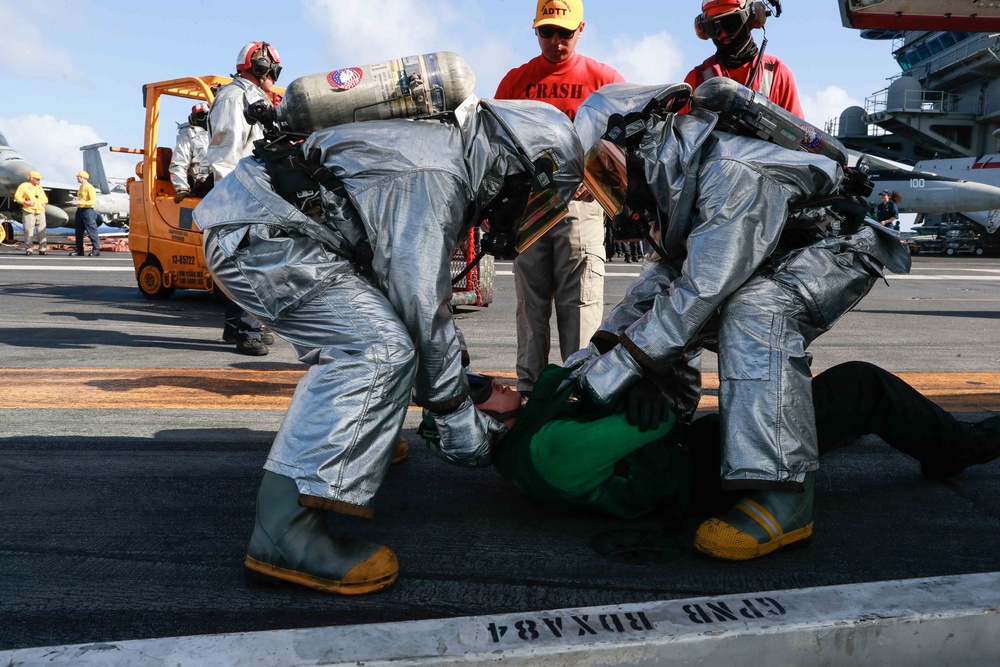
[537,25,577,39]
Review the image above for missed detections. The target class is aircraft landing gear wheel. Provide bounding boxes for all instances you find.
[138,256,175,299]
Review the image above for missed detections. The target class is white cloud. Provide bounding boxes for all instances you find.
[800,85,861,131]
[303,0,456,63]
[0,115,137,184]
[300,0,518,97]
[592,33,685,86]
[0,4,82,83]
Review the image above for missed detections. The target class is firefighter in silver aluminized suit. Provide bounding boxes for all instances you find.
[571,80,911,562]
[169,103,212,202]
[195,97,583,595]
[207,41,283,356]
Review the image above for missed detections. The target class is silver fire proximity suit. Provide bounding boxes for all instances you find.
[196,98,583,513]
[571,83,911,490]
[206,76,270,182]
[168,123,210,194]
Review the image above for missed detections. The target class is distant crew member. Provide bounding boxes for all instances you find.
[169,102,213,203]
[495,0,625,394]
[71,170,100,257]
[876,189,900,230]
[14,170,48,255]
[685,0,804,117]
[206,41,283,356]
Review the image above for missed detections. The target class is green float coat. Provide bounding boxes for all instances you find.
[491,365,692,519]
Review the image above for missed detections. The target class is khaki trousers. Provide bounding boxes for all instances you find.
[514,199,606,392]
[22,211,46,250]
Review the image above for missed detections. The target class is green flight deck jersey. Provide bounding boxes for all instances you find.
[488,365,693,519]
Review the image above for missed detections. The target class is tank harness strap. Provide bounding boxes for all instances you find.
[699,67,714,87]
[253,134,375,273]
[758,63,775,99]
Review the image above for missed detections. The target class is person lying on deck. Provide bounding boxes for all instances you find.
[420,361,1000,561]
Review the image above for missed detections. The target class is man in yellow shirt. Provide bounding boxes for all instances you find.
[14,171,48,255]
[71,170,100,257]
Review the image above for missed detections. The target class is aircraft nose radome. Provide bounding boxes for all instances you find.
[955,181,1000,212]
[0,153,36,192]
[895,177,1000,214]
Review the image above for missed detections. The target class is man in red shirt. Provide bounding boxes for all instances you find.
[495,0,625,395]
[684,0,803,117]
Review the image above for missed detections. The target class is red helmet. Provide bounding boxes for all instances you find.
[701,0,747,18]
[191,102,210,114]
[235,41,282,82]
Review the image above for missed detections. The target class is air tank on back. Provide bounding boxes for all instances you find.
[691,76,848,167]
[274,51,476,133]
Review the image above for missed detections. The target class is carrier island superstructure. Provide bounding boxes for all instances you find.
[830,28,1000,255]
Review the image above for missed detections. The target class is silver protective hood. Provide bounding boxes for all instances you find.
[463,98,584,252]
[576,83,717,259]
[575,82,692,153]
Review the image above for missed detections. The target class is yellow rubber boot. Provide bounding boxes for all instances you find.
[245,472,399,594]
[694,472,815,561]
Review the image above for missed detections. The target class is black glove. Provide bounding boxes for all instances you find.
[173,189,190,203]
[623,378,673,432]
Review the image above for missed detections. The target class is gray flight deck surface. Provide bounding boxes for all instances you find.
[1,246,999,653]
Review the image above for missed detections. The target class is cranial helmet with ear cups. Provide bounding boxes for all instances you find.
[694,0,768,40]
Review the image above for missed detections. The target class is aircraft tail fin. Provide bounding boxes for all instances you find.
[80,142,110,195]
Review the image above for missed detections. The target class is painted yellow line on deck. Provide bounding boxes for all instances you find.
[1,369,999,412]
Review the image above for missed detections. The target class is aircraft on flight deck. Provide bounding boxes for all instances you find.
[0,131,70,228]
[854,152,1000,234]
[908,156,1000,233]
[0,133,129,230]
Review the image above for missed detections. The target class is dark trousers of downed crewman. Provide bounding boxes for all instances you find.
[687,360,987,513]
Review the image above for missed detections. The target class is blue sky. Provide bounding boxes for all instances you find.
[0,0,899,183]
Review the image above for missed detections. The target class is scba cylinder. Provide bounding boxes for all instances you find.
[275,51,476,133]
[691,76,848,167]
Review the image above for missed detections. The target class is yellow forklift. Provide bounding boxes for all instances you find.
[121,75,283,299]
[121,75,492,304]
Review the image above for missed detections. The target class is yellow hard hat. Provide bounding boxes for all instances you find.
[29,171,42,180]
[533,0,583,30]
[76,170,90,179]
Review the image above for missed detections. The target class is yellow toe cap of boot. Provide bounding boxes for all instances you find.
[694,517,812,562]
[245,545,400,595]
[342,545,400,594]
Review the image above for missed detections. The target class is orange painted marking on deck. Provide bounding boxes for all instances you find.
[697,372,1000,412]
[1,369,999,412]
[0,368,304,410]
